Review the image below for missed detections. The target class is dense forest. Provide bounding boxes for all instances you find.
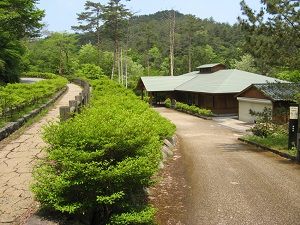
[1,0,299,86]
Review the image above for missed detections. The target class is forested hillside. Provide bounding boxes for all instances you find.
[124,11,244,75]
[23,10,245,88]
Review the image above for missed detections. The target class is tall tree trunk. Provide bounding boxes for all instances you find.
[96,9,101,67]
[120,47,123,85]
[65,50,69,74]
[188,35,192,72]
[125,21,130,88]
[97,29,101,67]
[125,55,128,88]
[169,10,175,76]
[147,55,150,76]
[111,47,116,80]
[117,42,121,83]
[59,44,63,75]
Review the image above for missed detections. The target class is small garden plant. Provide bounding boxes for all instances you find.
[243,107,295,156]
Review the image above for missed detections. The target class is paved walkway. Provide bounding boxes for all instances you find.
[0,84,82,224]
[212,116,253,133]
[156,108,300,225]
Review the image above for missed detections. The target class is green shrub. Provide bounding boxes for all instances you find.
[21,72,58,79]
[143,96,150,104]
[109,207,156,225]
[250,122,274,137]
[249,107,288,138]
[32,77,175,224]
[76,64,105,80]
[164,98,171,108]
[174,101,212,117]
[0,73,67,119]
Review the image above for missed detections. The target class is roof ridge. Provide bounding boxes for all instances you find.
[175,73,200,90]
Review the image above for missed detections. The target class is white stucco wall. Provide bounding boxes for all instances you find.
[237,97,273,123]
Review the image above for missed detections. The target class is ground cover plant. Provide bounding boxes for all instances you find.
[0,72,67,128]
[165,98,212,117]
[32,78,175,225]
[243,108,295,157]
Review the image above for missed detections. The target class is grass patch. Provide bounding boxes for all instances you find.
[243,133,297,157]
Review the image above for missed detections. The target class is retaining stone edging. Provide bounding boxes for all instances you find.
[159,135,178,169]
[238,137,297,162]
[0,86,68,142]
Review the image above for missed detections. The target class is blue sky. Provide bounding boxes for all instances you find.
[38,0,261,32]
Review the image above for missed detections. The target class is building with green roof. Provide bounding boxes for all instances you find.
[236,83,299,123]
[137,63,283,115]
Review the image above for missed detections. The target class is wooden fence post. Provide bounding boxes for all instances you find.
[69,100,78,113]
[75,95,83,105]
[59,106,70,122]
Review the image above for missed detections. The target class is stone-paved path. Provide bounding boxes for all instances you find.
[0,84,82,224]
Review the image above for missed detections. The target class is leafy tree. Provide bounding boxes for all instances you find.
[125,57,145,88]
[147,46,162,75]
[76,63,105,79]
[0,34,25,83]
[275,70,300,82]
[98,51,114,76]
[0,0,44,83]
[192,44,222,67]
[239,0,300,74]
[78,43,99,65]
[177,15,201,72]
[233,54,258,73]
[25,33,78,75]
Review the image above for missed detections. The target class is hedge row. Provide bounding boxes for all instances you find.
[0,72,67,118]
[165,98,213,117]
[32,78,175,224]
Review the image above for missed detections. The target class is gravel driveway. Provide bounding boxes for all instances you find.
[155,107,300,225]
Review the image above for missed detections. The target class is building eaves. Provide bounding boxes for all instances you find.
[253,83,300,101]
[196,63,223,69]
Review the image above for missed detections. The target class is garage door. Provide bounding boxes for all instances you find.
[237,97,273,123]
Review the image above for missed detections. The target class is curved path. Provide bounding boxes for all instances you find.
[156,108,300,225]
[0,84,82,224]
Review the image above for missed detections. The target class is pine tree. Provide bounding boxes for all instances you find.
[239,0,300,74]
[72,1,103,65]
[102,0,132,81]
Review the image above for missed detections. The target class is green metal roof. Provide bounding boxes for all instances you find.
[176,69,283,93]
[140,76,195,92]
[140,69,285,93]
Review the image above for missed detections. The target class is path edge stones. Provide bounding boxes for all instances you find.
[0,86,68,142]
[159,135,178,169]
